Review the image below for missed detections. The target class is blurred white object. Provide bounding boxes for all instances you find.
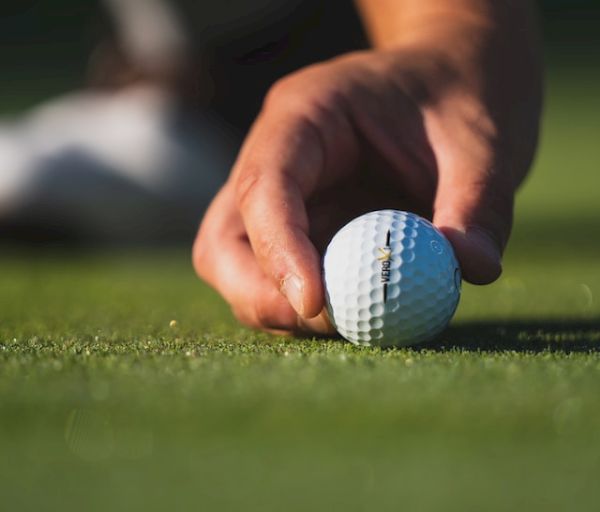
[104,0,190,77]
[0,86,234,242]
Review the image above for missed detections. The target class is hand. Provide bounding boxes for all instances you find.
[193,42,542,334]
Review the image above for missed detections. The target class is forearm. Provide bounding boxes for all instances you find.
[355,0,539,52]
[354,0,542,86]
[354,0,543,185]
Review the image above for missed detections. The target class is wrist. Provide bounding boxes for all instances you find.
[358,1,542,98]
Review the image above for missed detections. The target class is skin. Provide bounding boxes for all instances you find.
[193,0,543,334]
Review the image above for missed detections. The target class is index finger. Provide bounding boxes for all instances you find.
[234,112,325,319]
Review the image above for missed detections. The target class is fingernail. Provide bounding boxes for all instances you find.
[281,274,304,317]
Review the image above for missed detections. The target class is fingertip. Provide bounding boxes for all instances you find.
[440,226,503,285]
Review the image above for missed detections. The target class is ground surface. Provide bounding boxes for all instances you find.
[2,64,600,510]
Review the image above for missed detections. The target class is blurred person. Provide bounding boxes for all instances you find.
[0,0,368,243]
[0,0,230,243]
[193,0,543,334]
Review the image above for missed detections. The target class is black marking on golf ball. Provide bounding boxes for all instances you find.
[378,229,393,303]
[454,267,462,292]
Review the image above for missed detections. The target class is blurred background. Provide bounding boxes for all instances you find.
[0,0,368,244]
[0,0,598,250]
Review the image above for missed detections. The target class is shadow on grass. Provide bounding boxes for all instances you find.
[421,320,600,353]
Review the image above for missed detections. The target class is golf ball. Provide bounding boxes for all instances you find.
[323,210,461,347]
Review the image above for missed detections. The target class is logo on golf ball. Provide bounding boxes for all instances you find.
[377,230,393,302]
[430,240,443,255]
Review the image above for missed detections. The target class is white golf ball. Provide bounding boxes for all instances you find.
[323,210,461,347]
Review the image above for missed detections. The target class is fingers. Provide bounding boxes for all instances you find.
[231,78,357,319]
[432,122,513,284]
[194,186,295,329]
[235,161,323,319]
[193,186,334,334]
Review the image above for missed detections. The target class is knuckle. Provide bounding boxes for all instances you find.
[264,67,337,117]
[192,234,210,281]
[264,74,304,110]
[234,169,261,212]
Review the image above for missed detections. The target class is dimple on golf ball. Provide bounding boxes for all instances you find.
[323,210,461,347]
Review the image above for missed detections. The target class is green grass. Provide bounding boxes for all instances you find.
[1,67,600,511]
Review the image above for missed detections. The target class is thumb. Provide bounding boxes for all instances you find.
[433,160,514,285]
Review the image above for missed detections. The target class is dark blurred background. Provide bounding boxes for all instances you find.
[0,0,369,125]
[0,0,598,248]
[1,0,598,119]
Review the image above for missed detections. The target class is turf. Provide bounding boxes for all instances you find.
[1,68,600,511]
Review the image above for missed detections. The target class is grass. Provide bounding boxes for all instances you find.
[1,66,600,510]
